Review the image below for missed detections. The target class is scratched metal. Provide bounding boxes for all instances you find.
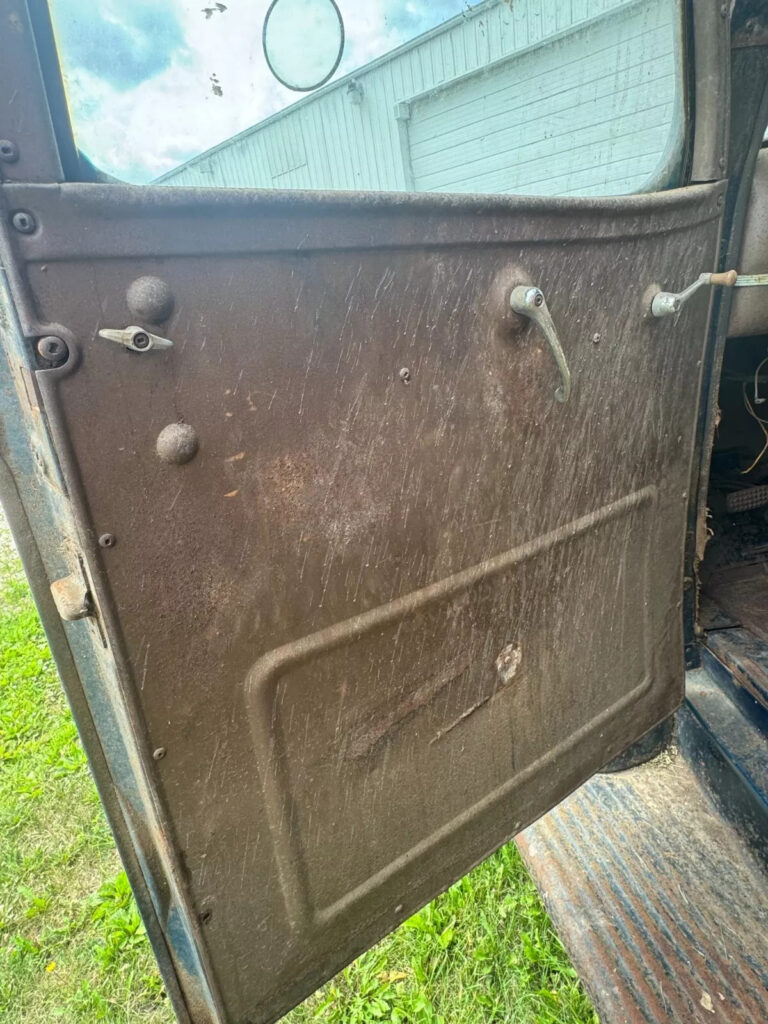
[8,180,723,1022]
[517,728,768,1024]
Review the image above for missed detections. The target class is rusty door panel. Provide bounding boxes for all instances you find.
[6,181,722,1022]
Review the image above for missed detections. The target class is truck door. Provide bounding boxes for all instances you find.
[0,1,731,1021]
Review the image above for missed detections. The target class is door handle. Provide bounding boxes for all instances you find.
[650,270,738,317]
[509,285,571,403]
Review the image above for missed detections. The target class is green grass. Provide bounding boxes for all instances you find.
[0,517,596,1023]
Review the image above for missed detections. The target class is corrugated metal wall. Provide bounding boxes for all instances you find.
[157,0,681,197]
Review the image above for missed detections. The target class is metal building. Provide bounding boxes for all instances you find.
[157,0,681,196]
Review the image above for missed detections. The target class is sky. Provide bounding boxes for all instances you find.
[48,0,471,183]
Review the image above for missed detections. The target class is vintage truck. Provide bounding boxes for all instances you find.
[0,0,766,1020]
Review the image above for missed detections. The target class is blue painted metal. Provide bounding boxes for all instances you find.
[0,267,222,1023]
[682,649,768,865]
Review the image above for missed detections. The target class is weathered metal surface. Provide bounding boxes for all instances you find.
[0,267,200,1023]
[0,0,79,184]
[518,725,768,1024]
[729,149,768,338]
[686,655,768,868]
[706,627,768,710]
[0,178,723,1022]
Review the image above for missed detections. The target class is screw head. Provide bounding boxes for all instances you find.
[398,367,411,383]
[0,139,18,163]
[98,533,116,549]
[533,291,544,307]
[11,210,36,234]
[36,335,69,367]
[152,747,167,761]
[131,331,151,350]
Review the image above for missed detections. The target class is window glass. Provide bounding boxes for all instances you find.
[48,0,684,197]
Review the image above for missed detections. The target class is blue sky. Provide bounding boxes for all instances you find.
[48,0,472,182]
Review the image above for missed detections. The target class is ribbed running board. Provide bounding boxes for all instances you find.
[517,734,768,1023]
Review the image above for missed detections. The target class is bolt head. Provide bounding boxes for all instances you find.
[36,335,69,367]
[0,139,18,163]
[131,331,151,350]
[11,210,36,234]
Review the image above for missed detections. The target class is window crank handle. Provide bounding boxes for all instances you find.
[509,285,571,403]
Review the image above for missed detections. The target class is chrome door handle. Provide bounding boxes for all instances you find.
[509,285,571,403]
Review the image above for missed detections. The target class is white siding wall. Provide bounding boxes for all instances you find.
[157,0,681,198]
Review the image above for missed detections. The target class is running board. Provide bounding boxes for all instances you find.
[517,708,768,1024]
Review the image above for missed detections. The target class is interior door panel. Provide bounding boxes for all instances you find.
[0,180,723,1021]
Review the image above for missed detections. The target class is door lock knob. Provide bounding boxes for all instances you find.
[98,325,173,352]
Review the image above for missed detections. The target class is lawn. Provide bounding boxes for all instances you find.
[0,515,597,1023]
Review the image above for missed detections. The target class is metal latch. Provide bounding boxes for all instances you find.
[50,572,92,621]
[97,326,173,352]
[648,270,768,317]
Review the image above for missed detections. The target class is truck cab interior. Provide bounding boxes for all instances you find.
[700,148,768,733]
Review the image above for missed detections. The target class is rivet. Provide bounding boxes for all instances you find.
[36,335,69,367]
[127,276,174,323]
[11,210,36,234]
[98,533,116,549]
[153,747,167,761]
[0,139,19,163]
[398,367,411,383]
[156,422,199,465]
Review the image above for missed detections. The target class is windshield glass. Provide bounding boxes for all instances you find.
[47,0,684,196]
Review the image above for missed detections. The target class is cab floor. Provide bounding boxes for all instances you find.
[517,724,768,1024]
